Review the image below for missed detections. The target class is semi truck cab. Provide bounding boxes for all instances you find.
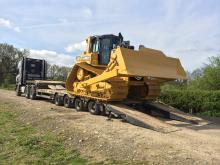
[16,57,47,96]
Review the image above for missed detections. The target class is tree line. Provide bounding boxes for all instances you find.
[0,43,71,87]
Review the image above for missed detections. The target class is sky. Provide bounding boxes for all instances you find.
[0,0,219,71]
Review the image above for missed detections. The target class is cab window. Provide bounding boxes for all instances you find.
[92,40,99,53]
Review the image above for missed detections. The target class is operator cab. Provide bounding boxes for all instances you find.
[90,33,134,65]
[90,34,121,65]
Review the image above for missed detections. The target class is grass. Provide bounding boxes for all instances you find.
[0,102,87,165]
[198,110,220,117]
[0,84,15,91]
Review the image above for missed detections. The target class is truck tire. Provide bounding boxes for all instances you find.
[64,95,74,108]
[16,85,21,96]
[54,94,63,106]
[74,97,83,111]
[25,85,30,99]
[88,101,101,115]
[30,85,37,100]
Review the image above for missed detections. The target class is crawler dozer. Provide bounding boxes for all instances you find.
[66,33,186,102]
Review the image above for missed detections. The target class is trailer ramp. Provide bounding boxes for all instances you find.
[106,104,180,133]
[144,102,210,125]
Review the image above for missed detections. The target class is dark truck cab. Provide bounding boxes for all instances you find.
[16,57,47,96]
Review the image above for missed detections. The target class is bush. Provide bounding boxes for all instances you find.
[160,89,220,117]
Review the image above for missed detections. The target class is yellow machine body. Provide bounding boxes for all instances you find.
[66,34,186,101]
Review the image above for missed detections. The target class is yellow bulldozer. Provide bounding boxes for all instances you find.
[66,33,186,104]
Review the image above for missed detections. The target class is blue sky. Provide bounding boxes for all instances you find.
[0,0,219,71]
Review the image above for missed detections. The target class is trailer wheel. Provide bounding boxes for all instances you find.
[25,85,30,99]
[54,94,63,106]
[16,85,21,96]
[30,85,37,100]
[74,97,83,111]
[88,101,101,115]
[64,95,73,108]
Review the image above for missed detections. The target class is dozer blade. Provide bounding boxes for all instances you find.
[114,47,186,80]
[107,104,180,133]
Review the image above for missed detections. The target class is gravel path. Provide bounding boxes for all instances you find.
[0,89,220,164]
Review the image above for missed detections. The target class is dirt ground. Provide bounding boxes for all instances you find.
[0,89,220,164]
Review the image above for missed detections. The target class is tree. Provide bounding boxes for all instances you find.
[0,43,28,85]
[47,64,71,81]
[199,55,220,90]
[187,55,220,90]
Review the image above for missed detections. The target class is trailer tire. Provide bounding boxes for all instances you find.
[25,85,30,99]
[30,85,37,100]
[74,97,83,111]
[64,95,73,108]
[88,101,101,115]
[54,94,63,106]
[16,85,21,96]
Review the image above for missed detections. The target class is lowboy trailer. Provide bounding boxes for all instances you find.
[15,33,209,132]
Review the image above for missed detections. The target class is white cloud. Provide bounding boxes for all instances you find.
[65,41,86,53]
[82,7,93,18]
[29,49,75,66]
[0,18,10,27]
[59,18,68,24]
[14,27,21,32]
[0,18,21,32]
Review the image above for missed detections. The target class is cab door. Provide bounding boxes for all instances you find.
[99,38,111,65]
